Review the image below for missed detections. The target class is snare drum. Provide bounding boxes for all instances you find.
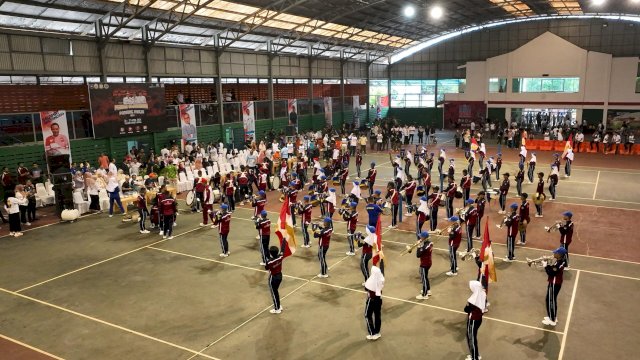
[359,179,369,189]
[533,192,545,205]
[212,189,222,203]
[270,176,281,190]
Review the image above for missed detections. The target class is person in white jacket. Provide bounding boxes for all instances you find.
[5,191,25,236]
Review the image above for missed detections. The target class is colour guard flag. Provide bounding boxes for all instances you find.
[276,197,297,257]
[480,218,497,283]
[373,217,385,266]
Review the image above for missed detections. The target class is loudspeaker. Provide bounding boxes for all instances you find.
[48,154,71,175]
[53,181,74,216]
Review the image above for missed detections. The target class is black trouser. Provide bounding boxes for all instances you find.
[163,214,174,236]
[528,164,536,183]
[391,204,398,226]
[430,208,438,231]
[9,212,21,232]
[561,242,570,266]
[289,204,297,227]
[519,224,527,244]
[499,194,506,211]
[350,145,356,156]
[193,191,204,211]
[269,273,282,310]
[446,197,454,218]
[535,203,543,216]
[260,235,270,263]
[138,209,147,231]
[318,245,329,275]
[364,296,382,336]
[219,233,229,254]
[449,244,458,273]
[369,181,375,196]
[27,200,36,221]
[420,266,430,296]
[475,215,483,237]
[226,194,235,211]
[516,180,523,196]
[347,230,355,253]
[466,318,482,360]
[464,188,470,202]
[361,252,372,281]
[495,166,501,181]
[239,185,249,201]
[549,183,556,200]
[19,205,27,224]
[89,194,100,211]
[466,223,475,251]
[507,234,516,259]
[546,282,562,322]
[340,179,346,195]
[302,222,310,246]
[405,194,413,213]
[356,164,361,178]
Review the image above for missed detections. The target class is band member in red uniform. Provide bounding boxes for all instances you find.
[366,162,377,197]
[213,203,231,257]
[385,182,400,228]
[460,169,472,202]
[255,210,271,266]
[343,201,358,256]
[314,217,333,278]
[257,167,268,193]
[542,247,568,326]
[535,172,545,217]
[503,203,519,262]
[355,150,363,178]
[339,162,349,195]
[515,164,525,197]
[401,175,417,217]
[287,181,299,227]
[251,190,267,220]
[416,196,429,238]
[465,280,486,360]
[237,167,250,205]
[159,191,177,240]
[474,192,486,238]
[428,186,441,231]
[364,264,384,341]
[518,193,530,245]
[137,188,150,234]
[415,231,433,300]
[446,216,462,276]
[223,173,236,212]
[445,176,457,218]
[559,211,574,267]
[498,173,510,214]
[265,246,284,314]
[298,196,313,248]
[463,199,478,252]
[200,179,214,226]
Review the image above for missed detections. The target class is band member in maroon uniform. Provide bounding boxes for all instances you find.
[237,167,250,205]
[416,196,429,238]
[428,186,441,231]
[366,162,377,196]
[385,182,400,228]
[159,191,177,240]
[287,181,299,226]
[463,199,478,252]
[401,175,417,217]
[542,247,568,326]
[314,217,333,278]
[446,216,462,277]
[137,188,150,234]
[298,196,313,248]
[465,280,486,360]
[498,173,510,214]
[200,180,214,226]
[535,172,546,217]
[213,203,232,257]
[255,210,271,266]
[251,190,267,220]
[559,211,574,267]
[415,231,433,300]
[445,176,457,218]
[460,169,472,202]
[223,173,236,212]
[265,246,284,314]
[474,192,486,238]
[339,162,349,195]
[503,203,519,262]
[343,201,358,256]
[518,193,530,245]
[257,167,268,193]
[355,150,363,178]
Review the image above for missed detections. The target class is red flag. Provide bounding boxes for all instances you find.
[372,217,384,266]
[274,230,293,258]
[480,217,497,283]
[470,137,479,152]
[275,197,296,257]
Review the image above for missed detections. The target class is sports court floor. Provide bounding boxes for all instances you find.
[0,133,638,360]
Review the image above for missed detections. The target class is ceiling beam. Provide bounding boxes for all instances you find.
[99,0,159,41]
[144,0,216,45]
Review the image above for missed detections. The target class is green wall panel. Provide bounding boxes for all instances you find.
[487,107,506,122]
[387,108,443,127]
[582,109,604,126]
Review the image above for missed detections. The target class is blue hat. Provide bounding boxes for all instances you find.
[553,247,568,255]
[550,164,556,169]
[466,199,474,204]
[350,201,357,207]
[562,211,573,218]
[321,176,327,180]
[554,153,559,156]
[289,181,296,187]
[221,204,229,210]
[260,210,267,217]
[367,225,376,233]
[329,188,336,192]
[292,173,297,177]
[324,217,332,223]
[258,190,266,196]
[510,203,518,209]
[303,195,310,201]
[420,196,427,201]
[449,216,460,222]
[371,162,376,166]
[430,152,434,156]
[497,153,502,156]
[354,181,360,185]
[374,190,381,195]
[420,231,429,238]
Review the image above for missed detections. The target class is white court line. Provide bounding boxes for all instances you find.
[15,226,207,293]
[592,171,600,200]
[0,287,221,360]
[558,270,581,360]
[0,211,100,239]
[0,333,64,360]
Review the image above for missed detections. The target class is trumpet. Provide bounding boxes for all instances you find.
[311,222,323,233]
[526,255,555,268]
[431,225,454,236]
[496,215,509,229]
[544,221,562,233]
[400,239,423,256]
[459,248,480,261]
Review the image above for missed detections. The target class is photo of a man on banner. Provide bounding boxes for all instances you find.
[352,95,360,128]
[179,104,197,149]
[41,110,71,157]
[288,99,298,127]
[324,97,332,128]
[242,101,256,140]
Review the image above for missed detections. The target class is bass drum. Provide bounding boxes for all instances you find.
[270,176,281,190]
[185,190,196,207]
[533,192,545,205]
[212,189,222,203]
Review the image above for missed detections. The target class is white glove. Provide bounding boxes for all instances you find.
[541,261,547,267]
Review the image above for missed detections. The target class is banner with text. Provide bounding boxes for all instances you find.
[88,83,167,138]
[324,97,333,128]
[242,101,256,140]
[179,104,198,149]
[40,110,71,157]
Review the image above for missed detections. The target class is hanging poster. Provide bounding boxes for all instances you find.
[352,95,360,128]
[323,97,333,128]
[40,110,71,157]
[179,104,197,148]
[288,99,298,132]
[242,101,256,140]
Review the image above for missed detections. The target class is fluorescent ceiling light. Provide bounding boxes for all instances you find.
[403,5,416,18]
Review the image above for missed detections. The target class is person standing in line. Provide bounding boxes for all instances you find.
[265,245,285,314]
[564,148,574,178]
[200,180,214,226]
[464,280,486,360]
[498,173,510,214]
[427,186,441,231]
[547,165,559,201]
[385,182,399,229]
[213,203,232,257]
[358,225,376,285]
[534,172,546,218]
[137,188,150,234]
[159,190,177,240]
[494,153,502,181]
[474,191,486,239]
[298,196,313,248]
[558,211,574,268]
[446,216,462,277]
[364,264,385,341]
[515,164,525,197]
[314,217,333,278]
[343,201,358,256]
[527,152,537,184]
[517,193,530,245]
[255,210,271,266]
[541,247,568,327]
[355,150,362,178]
[366,162,377,197]
[462,199,478,252]
[503,203,519,262]
[415,231,433,300]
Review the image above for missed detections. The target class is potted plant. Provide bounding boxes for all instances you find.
[159,164,178,187]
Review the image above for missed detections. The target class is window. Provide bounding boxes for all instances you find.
[125,77,146,83]
[106,77,124,83]
[238,78,258,84]
[489,78,507,93]
[512,77,580,93]
[436,79,466,103]
[0,114,35,145]
[388,80,438,108]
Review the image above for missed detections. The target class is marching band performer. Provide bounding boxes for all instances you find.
[251,190,267,220]
[364,264,384,341]
[404,149,413,176]
[415,231,433,300]
[199,179,214,226]
[474,191,486,238]
[223,172,236,212]
[535,172,546,217]
[427,186,441,231]
[518,193,530,245]
[464,280,486,360]
[155,185,166,235]
[366,162,377,197]
[137,188,150,234]
[504,203,519,262]
[394,162,407,191]
[559,211,574,268]
[339,161,349,195]
[325,188,337,229]
[445,176,457,219]
[478,143,486,170]
[519,145,527,168]
[159,190,177,240]
[547,164,559,201]
[287,181,299,227]
[355,150,363,178]
[564,148,574,178]
[552,153,561,170]
[298,196,313,248]
[401,174,417,217]
[290,172,302,190]
[255,210,271,266]
[237,166,250,205]
[421,163,432,197]
[542,247,568,327]
[467,150,475,178]
[460,169,472,201]
[463,199,478,252]
[437,149,446,189]
[257,165,268,193]
[349,180,363,205]
[366,196,384,227]
[498,173,510,214]
[343,201,359,256]
[314,217,333,278]
[480,159,492,202]
[213,203,232,257]
[515,164,525,197]
[527,152,537,184]
[426,152,434,176]
[360,225,376,284]
[446,216,462,277]
[494,153,503,181]
[385,182,400,229]
[448,159,456,181]
[265,245,285,314]
[416,196,429,238]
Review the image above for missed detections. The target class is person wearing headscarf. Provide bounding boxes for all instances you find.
[527,152,537,184]
[519,145,528,168]
[464,280,486,360]
[564,148,574,178]
[547,164,559,200]
[416,196,429,238]
[358,225,377,284]
[364,264,385,341]
[325,188,337,229]
[415,231,432,300]
[542,247,568,327]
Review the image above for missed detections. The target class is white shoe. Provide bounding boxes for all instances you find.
[387,225,394,228]
[173,222,177,226]
[516,241,524,245]
[404,213,413,217]
[25,222,31,226]
[361,282,366,286]
[427,290,432,296]
[269,309,282,314]
[159,231,164,236]
[14,232,23,237]
[139,230,146,234]
[143,230,150,234]
[346,251,355,256]
[445,271,457,276]
[535,214,542,218]
[211,225,217,229]
[163,236,167,239]
[220,253,227,258]
[371,333,381,340]
[542,318,557,326]
[415,294,429,300]
[260,262,266,266]
[199,223,206,227]
[168,236,174,240]
[503,256,511,262]
[366,335,374,340]
[256,235,261,240]
[109,215,113,218]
